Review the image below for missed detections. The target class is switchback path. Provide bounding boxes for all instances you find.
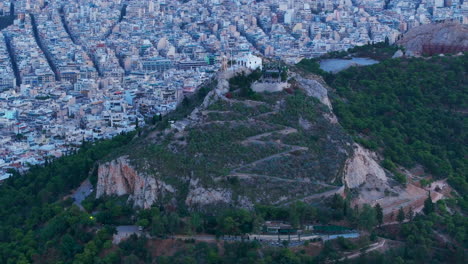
[282,186,344,206]
[338,240,386,261]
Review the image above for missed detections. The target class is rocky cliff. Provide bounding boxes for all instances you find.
[96,156,175,209]
[343,144,387,189]
[295,75,333,110]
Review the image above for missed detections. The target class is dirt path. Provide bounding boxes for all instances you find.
[231,145,307,174]
[234,123,308,174]
[201,110,233,115]
[283,186,344,205]
[222,103,345,203]
[379,220,410,227]
[229,172,333,186]
[242,127,298,142]
[339,240,386,261]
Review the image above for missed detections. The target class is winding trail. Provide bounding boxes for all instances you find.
[231,145,308,174]
[214,100,346,203]
[230,172,322,184]
[283,186,344,206]
[242,127,298,142]
[338,240,386,261]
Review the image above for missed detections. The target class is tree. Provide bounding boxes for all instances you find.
[150,213,165,236]
[189,213,202,233]
[397,207,405,223]
[60,234,82,259]
[423,193,434,215]
[374,203,383,226]
[221,217,238,235]
[331,194,344,210]
[358,204,377,231]
[288,206,300,228]
[407,207,414,220]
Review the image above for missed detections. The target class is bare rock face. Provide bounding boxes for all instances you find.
[296,76,333,109]
[397,22,468,56]
[185,179,234,208]
[295,75,338,123]
[392,50,404,58]
[342,144,437,222]
[343,144,387,189]
[96,156,174,209]
[185,187,233,207]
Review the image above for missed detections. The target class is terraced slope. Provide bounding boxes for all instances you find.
[96,74,355,210]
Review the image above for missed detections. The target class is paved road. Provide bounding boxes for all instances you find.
[173,235,217,242]
[172,232,360,246]
[113,225,142,244]
[71,179,93,210]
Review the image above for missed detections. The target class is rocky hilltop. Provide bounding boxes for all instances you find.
[95,70,434,217]
[397,22,468,55]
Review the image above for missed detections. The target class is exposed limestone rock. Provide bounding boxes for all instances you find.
[296,76,333,109]
[216,78,230,96]
[294,75,338,123]
[96,156,174,209]
[251,82,289,93]
[397,22,468,56]
[185,178,233,208]
[343,144,387,189]
[342,145,438,222]
[185,187,233,207]
[190,69,251,123]
[392,50,404,58]
[299,117,312,130]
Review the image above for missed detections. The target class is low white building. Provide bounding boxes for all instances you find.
[236,53,263,70]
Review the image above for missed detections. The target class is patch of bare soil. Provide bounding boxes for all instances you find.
[294,242,323,257]
[147,238,186,257]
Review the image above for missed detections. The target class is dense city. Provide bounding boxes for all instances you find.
[0,0,466,180]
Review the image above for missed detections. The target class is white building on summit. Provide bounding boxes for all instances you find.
[236,53,263,70]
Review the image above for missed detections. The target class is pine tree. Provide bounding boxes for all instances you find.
[423,193,434,215]
[374,203,383,226]
[407,207,414,220]
[397,207,405,223]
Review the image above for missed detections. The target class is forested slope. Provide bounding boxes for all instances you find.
[330,54,467,191]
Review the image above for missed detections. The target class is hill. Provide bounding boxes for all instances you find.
[95,71,353,210]
[0,52,466,264]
